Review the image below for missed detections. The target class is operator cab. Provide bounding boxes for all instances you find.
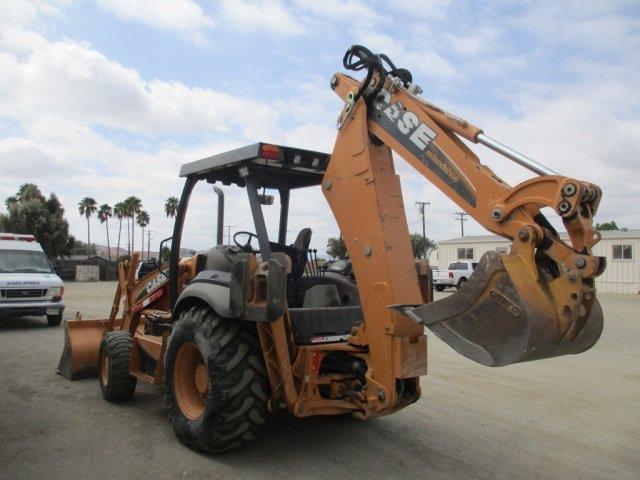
[169,143,361,344]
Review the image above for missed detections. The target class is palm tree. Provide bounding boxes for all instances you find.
[113,202,125,258]
[78,197,97,258]
[165,196,179,219]
[97,204,113,261]
[137,210,150,260]
[326,234,348,259]
[4,196,18,210]
[123,199,132,255]
[124,196,142,254]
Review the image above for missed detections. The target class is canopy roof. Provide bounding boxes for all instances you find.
[179,143,331,190]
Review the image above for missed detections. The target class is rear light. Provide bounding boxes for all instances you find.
[448,272,454,279]
[260,144,281,160]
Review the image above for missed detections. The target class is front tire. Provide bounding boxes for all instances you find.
[163,305,269,453]
[435,285,445,292]
[99,331,137,401]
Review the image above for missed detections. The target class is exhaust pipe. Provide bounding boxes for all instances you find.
[214,186,224,245]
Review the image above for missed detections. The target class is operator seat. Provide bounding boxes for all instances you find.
[292,228,312,252]
[289,228,312,279]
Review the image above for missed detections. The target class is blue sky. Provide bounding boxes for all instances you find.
[1,0,638,256]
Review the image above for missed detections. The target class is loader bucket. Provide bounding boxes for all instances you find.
[56,318,107,380]
[403,251,603,366]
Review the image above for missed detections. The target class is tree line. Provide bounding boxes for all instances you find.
[0,183,180,261]
[77,195,180,260]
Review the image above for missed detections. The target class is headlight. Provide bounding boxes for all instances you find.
[50,286,64,299]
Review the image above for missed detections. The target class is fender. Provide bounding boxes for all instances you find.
[173,270,234,319]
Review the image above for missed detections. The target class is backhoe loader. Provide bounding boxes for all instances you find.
[57,45,605,453]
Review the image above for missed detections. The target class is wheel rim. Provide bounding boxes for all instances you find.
[100,349,109,387]
[174,342,208,420]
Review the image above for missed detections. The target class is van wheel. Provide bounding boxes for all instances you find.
[435,285,445,292]
[164,305,269,453]
[47,313,63,326]
[99,331,137,401]
[457,278,467,290]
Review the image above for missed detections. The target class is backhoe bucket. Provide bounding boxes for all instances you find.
[403,251,603,366]
[56,318,107,380]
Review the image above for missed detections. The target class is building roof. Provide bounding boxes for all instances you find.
[438,229,640,245]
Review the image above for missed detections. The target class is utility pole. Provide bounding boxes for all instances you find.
[416,202,430,240]
[454,212,468,237]
[224,225,236,245]
[415,201,430,259]
[146,230,152,260]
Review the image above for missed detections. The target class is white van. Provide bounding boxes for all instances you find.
[0,233,65,326]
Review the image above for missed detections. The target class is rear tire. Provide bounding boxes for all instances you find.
[457,277,467,290]
[46,313,63,326]
[99,331,137,401]
[164,305,269,453]
[435,285,445,292]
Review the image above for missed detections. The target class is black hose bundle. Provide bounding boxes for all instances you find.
[342,45,413,106]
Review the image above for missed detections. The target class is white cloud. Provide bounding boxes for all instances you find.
[386,0,451,20]
[444,26,501,58]
[356,32,456,79]
[0,0,71,29]
[517,1,640,52]
[294,0,380,25]
[218,0,304,35]
[0,36,277,138]
[96,0,214,45]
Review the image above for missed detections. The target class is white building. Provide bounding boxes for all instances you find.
[435,229,639,295]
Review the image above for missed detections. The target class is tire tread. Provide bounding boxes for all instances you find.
[164,305,268,453]
[100,331,137,401]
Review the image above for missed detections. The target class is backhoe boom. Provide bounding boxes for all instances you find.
[326,46,605,366]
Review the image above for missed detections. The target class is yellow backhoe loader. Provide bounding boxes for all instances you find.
[57,45,605,452]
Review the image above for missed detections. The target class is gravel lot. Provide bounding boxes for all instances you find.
[1,281,638,480]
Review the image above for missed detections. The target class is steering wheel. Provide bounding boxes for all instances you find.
[233,231,259,252]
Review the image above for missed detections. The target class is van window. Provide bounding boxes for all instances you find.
[0,250,53,273]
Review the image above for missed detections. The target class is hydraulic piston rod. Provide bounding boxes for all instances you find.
[477,133,558,176]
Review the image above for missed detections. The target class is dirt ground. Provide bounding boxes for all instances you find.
[1,281,638,480]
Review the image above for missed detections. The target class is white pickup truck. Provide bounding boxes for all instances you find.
[0,233,65,326]
[432,260,478,291]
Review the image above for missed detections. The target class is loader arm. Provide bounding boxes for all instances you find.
[325,46,605,368]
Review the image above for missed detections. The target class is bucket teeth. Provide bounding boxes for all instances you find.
[407,251,603,366]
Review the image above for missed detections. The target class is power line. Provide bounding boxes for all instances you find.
[453,212,468,237]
